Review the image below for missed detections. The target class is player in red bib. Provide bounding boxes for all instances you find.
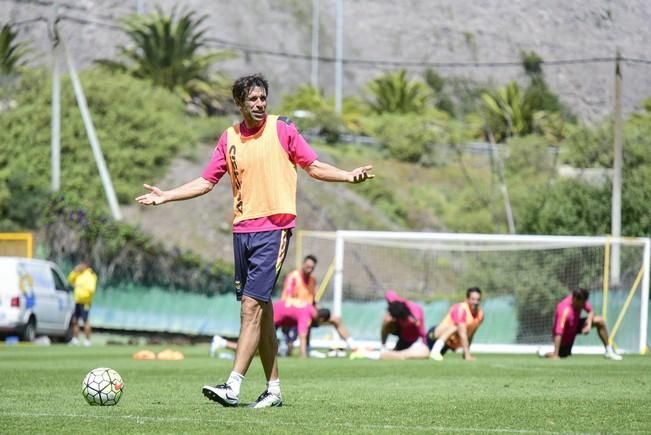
[539,288,622,360]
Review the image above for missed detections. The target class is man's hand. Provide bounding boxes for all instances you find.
[463,353,476,361]
[548,354,560,360]
[348,165,375,184]
[136,184,166,206]
[581,321,591,335]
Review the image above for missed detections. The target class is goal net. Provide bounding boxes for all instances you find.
[296,230,650,354]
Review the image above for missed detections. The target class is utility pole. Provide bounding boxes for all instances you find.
[50,1,61,192]
[60,36,123,220]
[487,130,516,234]
[334,0,343,114]
[611,51,623,285]
[310,0,320,88]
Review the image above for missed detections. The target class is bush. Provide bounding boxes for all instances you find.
[361,111,447,164]
[0,68,221,226]
[43,196,233,295]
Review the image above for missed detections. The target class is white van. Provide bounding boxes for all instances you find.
[0,257,75,342]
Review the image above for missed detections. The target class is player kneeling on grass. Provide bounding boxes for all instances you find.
[210,300,318,358]
[539,288,622,361]
[427,287,484,361]
[350,291,428,360]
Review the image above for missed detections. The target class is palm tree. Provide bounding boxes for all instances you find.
[0,23,30,76]
[481,81,533,141]
[366,70,431,114]
[98,8,234,115]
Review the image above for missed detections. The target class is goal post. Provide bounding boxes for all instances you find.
[297,230,650,354]
[0,232,33,258]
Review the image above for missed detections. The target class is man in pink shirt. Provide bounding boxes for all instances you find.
[136,74,374,408]
[540,288,622,360]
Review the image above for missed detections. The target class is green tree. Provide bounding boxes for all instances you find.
[0,23,29,76]
[366,70,431,114]
[481,81,534,141]
[98,8,234,115]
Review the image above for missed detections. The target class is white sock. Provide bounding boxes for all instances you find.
[267,378,281,395]
[227,371,244,396]
[346,337,355,349]
[431,339,445,355]
[606,345,615,354]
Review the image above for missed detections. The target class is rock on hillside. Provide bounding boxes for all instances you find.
[3,0,651,120]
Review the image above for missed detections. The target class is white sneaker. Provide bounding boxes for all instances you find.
[430,351,443,362]
[83,339,91,347]
[209,336,227,356]
[68,337,80,346]
[202,383,240,407]
[248,390,282,408]
[605,350,623,361]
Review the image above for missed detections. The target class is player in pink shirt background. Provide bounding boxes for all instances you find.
[539,288,622,360]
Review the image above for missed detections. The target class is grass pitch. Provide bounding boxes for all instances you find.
[1,345,650,434]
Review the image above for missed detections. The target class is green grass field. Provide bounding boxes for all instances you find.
[1,345,650,434]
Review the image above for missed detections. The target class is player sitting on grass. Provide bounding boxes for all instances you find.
[427,287,484,361]
[210,300,318,358]
[350,290,427,360]
[539,288,622,360]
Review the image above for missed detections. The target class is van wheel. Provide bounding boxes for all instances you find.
[21,317,36,342]
[63,319,74,343]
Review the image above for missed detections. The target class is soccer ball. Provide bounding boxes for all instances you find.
[81,367,124,406]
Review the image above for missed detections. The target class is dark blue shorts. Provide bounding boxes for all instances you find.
[73,304,90,322]
[233,229,292,302]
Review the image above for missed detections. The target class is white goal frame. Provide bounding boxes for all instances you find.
[301,230,650,354]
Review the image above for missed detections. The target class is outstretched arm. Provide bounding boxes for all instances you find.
[135,177,215,206]
[305,160,374,183]
[457,323,475,361]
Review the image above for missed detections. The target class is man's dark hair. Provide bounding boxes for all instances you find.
[572,287,590,301]
[388,301,411,320]
[232,74,269,105]
[466,287,482,298]
[317,308,331,321]
[304,255,317,264]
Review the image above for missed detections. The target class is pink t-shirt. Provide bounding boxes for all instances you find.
[553,295,592,346]
[273,299,317,335]
[201,116,318,233]
[385,290,427,344]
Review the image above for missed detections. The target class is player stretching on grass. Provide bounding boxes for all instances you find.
[136,73,374,408]
[427,287,484,361]
[350,290,427,360]
[539,288,622,360]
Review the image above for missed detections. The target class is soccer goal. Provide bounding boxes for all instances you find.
[296,230,650,355]
[0,232,33,258]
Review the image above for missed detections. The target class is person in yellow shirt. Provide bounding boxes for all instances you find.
[67,261,97,347]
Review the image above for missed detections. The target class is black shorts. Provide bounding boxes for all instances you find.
[558,318,587,358]
[393,336,421,351]
[426,325,450,355]
[73,303,90,322]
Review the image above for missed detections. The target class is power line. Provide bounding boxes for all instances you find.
[10,16,48,26]
[6,13,651,70]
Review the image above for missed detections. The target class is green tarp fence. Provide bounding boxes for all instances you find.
[92,284,648,351]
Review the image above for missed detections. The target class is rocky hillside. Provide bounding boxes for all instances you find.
[3,0,651,120]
